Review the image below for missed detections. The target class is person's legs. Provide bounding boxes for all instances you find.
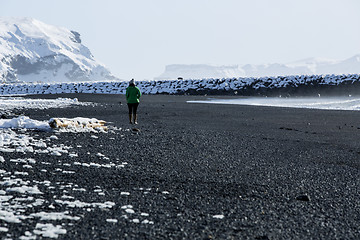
[133,103,139,124]
[127,103,133,124]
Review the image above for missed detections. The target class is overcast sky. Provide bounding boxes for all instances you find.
[1,0,360,80]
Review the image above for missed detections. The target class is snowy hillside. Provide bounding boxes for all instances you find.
[0,17,118,83]
[156,55,360,80]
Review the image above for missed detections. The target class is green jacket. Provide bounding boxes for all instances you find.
[126,86,141,103]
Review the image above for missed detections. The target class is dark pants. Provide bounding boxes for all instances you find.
[127,103,139,115]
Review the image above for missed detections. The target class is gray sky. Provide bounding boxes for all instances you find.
[1,0,360,80]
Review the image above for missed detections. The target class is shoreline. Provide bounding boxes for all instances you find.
[1,94,359,239]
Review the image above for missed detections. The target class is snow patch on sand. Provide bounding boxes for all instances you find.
[0,97,89,110]
[33,223,67,238]
[0,116,50,130]
[0,116,108,133]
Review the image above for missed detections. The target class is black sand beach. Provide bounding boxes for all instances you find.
[3,94,360,239]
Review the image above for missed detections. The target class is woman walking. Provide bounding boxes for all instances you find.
[126,79,141,124]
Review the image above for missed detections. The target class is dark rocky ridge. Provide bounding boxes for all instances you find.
[1,73,360,97]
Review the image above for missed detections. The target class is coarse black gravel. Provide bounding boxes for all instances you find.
[2,93,360,239]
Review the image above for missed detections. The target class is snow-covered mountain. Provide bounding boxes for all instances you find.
[0,17,118,83]
[156,55,360,80]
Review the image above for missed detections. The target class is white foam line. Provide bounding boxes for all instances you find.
[188,97,360,111]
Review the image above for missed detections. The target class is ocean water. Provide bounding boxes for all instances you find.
[187,97,360,111]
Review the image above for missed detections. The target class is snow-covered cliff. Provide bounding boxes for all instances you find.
[156,55,360,80]
[156,64,246,80]
[0,17,117,83]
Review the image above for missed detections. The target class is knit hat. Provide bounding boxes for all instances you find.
[129,79,135,85]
